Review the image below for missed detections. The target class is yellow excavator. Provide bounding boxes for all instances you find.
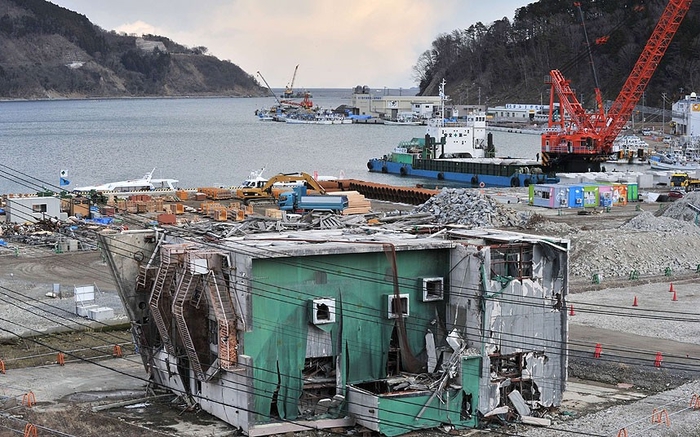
[235,172,325,202]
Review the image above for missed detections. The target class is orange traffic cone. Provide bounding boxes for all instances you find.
[569,305,575,316]
[633,296,638,307]
[672,290,678,301]
[669,282,675,293]
[594,343,602,358]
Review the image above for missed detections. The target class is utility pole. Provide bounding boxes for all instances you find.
[662,92,666,135]
[641,91,646,131]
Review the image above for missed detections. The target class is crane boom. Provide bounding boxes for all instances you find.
[257,71,281,106]
[601,0,691,146]
[541,0,692,173]
[283,65,299,99]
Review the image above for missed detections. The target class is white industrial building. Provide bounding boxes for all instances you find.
[5,196,63,223]
[671,92,700,137]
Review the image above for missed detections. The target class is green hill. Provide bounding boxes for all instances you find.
[0,0,265,98]
[415,0,700,108]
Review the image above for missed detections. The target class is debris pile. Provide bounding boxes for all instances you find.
[412,188,526,228]
[566,208,700,279]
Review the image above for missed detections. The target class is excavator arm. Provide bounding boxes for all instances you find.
[236,172,325,202]
[261,172,325,195]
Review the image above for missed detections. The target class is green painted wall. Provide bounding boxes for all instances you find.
[243,248,450,422]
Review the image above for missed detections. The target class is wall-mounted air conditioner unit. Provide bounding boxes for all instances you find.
[421,277,444,301]
[387,294,410,319]
[309,298,336,324]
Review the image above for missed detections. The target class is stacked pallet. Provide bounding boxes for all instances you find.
[327,191,371,215]
[198,187,234,200]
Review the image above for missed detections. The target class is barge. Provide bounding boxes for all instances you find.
[367,80,558,188]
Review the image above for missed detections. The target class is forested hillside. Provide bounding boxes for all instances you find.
[0,0,264,98]
[415,0,700,108]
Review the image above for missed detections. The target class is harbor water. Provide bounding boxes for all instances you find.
[0,90,542,195]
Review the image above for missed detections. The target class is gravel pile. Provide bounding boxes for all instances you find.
[412,188,526,228]
[528,194,700,280]
[408,188,700,280]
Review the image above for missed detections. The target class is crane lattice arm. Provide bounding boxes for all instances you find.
[541,0,692,172]
[601,0,691,149]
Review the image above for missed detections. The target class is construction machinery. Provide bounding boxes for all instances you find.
[541,0,692,173]
[235,172,325,202]
[670,172,700,191]
[278,186,348,213]
[282,65,299,99]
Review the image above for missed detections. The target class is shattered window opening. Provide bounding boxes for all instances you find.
[489,352,543,407]
[490,244,533,279]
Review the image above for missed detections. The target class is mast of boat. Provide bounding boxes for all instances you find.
[257,71,282,106]
[438,79,446,127]
[145,168,155,182]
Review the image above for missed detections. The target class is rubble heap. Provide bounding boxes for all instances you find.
[412,188,526,228]
[565,195,700,279]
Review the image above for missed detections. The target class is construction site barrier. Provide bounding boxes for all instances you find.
[22,391,36,407]
[0,359,5,374]
[113,345,123,358]
[23,424,38,437]
[651,408,670,426]
[57,352,65,366]
[691,394,700,409]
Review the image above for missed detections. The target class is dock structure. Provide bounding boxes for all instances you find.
[320,179,439,205]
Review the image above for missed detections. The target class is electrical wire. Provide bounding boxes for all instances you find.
[1,165,700,434]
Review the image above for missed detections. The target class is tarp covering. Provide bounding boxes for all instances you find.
[244,249,450,421]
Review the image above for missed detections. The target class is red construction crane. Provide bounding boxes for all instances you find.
[541,0,692,173]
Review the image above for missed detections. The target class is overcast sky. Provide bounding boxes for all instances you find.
[50,0,531,89]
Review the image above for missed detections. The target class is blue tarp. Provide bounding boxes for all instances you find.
[0,239,6,247]
[89,217,114,225]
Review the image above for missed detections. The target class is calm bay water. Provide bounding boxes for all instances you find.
[0,91,540,195]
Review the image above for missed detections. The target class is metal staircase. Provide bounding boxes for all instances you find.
[172,270,206,381]
[205,270,238,370]
[136,230,166,290]
[148,260,176,354]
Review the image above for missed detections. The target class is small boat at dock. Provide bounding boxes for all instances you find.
[73,168,179,194]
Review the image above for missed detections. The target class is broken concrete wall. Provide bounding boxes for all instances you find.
[448,238,568,415]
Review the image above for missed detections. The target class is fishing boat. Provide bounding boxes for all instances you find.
[366,80,558,187]
[648,154,700,171]
[73,168,179,193]
[383,112,422,126]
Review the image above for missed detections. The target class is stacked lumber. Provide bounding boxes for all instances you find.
[326,191,371,215]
